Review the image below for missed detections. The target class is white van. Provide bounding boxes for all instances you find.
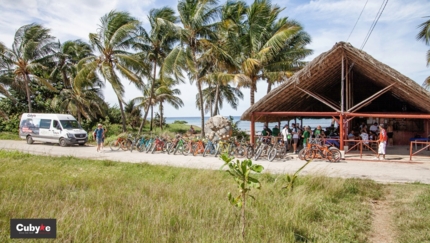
[19,113,88,146]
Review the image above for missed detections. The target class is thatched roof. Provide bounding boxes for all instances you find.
[241,42,430,122]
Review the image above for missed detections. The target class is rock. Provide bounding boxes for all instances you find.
[204,115,232,140]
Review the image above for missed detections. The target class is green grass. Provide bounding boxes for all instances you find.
[0,132,20,140]
[1,151,428,242]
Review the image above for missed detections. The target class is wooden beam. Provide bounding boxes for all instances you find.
[345,112,430,119]
[254,111,340,117]
[297,87,341,112]
[347,83,395,112]
[250,113,255,144]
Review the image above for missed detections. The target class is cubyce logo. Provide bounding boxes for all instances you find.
[10,219,57,239]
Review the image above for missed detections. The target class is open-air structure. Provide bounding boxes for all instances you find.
[241,42,430,154]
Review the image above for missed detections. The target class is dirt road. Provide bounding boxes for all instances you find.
[1,140,430,184]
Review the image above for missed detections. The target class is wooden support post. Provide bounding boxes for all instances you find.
[251,113,255,145]
[340,114,344,151]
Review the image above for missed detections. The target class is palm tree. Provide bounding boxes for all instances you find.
[52,40,94,89]
[51,85,107,124]
[0,24,58,112]
[163,0,221,137]
[154,77,183,130]
[198,82,243,115]
[264,19,312,93]
[134,7,179,133]
[77,11,145,132]
[124,100,142,129]
[417,16,430,88]
[236,0,306,105]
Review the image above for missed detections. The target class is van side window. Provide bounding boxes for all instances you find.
[53,120,61,129]
[40,119,51,129]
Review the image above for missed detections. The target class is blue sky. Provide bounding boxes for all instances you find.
[1,0,429,117]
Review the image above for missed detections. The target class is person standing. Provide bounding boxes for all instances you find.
[375,124,388,160]
[281,124,291,152]
[94,124,105,152]
[272,125,280,137]
[302,126,311,148]
[291,123,299,154]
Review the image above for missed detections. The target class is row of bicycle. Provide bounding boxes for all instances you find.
[108,134,341,162]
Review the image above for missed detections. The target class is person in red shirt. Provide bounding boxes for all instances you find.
[375,124,388,160]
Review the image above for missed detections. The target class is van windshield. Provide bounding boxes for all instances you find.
[60,120,82,129]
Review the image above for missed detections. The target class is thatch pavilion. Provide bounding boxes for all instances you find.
[241,42,430,151]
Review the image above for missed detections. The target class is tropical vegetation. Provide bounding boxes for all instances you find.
[417,16,430,88]
[0,0,313,135]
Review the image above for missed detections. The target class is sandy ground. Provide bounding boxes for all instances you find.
[1,140,430,184]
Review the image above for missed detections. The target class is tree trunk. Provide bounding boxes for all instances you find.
[118,97,127,132]
[208,83,213,117]
[25,74,32,113]
[213,83,220,115]
[150,104,154,131]
[267,81,272,94]
[61,69,70,89]
[77,107,82,125]
[138,105,149,135]
[149,60,157,132]
[192,47,205,137]
[159,101,163,130]
[250,85,255,106]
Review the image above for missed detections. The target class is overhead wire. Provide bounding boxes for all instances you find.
[346,0,369,42]
[360,0,389,50]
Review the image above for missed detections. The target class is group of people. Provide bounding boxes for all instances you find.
[348,122,390,160]
[261,123,328,154]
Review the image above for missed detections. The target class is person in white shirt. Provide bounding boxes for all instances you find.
[369,122,378,134]
[281,124,291,152]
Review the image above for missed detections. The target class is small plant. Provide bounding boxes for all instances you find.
[283,159,312,192]
[220,153,264,241]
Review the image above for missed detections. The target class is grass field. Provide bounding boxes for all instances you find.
[0,151,429,242]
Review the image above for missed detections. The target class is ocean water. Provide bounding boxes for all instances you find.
[165,116,335,132]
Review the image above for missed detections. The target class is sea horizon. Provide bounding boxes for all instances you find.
[165,116,335,132]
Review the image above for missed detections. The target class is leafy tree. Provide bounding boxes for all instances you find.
[134,7,179,133]
[77,11,145,132]
[0,24,58,112]
[163,0,221,137]
[417,16,430,88]
[236,0,308,105]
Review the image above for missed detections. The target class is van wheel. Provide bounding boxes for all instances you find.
[59,138,67,147]
[26,136,34,144]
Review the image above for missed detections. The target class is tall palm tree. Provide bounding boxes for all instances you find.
[162,0,221,137]
[0,24,58,112]
[417,16,430,88]
[124,100,142,129]
[134,7,179,133]
[77,11,145,132]
[237,0,305,105]
[52,40,94,89]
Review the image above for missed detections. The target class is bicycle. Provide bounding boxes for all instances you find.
[125,134,141,152]
[254,136,273,161]
[109,136,127,151]
[203,138,218,157]
[151,136,169,154]
[192,137,206,156]
[268,138,287,162]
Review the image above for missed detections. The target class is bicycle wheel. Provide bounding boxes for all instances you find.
[203,144,213,157]
[151,143,158,154]
[137,141,145,152]
[327,149,341,162]
[246,146,254,159]
[120,140,128,151]
[183,143,193,156]
[268,148,277,162]
[162,142,170,153]
[173,143,183,155]
[254,145,264,160]
[145,141,153,153]
[298,148,307,160]
[109,140,121,151]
